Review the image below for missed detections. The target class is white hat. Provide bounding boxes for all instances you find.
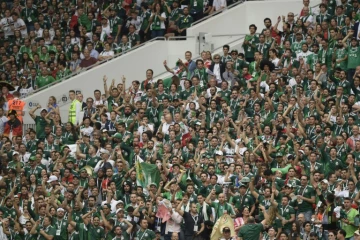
[12,151,19,156]
[100,148,110,155]
[215,150,223,156]
[321,179,329,184]
[116,208,124,214]
[115,200,124,206]
[47,175,58,183]
[57,208,65,212]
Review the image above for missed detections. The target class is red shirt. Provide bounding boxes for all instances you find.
[80,57,98,68]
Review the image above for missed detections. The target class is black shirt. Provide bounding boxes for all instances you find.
[183,212,204,236]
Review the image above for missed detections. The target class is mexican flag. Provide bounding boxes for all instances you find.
[135,157,161,188]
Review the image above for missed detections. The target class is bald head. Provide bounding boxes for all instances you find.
[248,216,255,223]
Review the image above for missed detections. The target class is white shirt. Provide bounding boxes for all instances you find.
[99,50,114,57]
[212,0,226,11]
[213,63,221,83]
[80,126,94,138]
[0,17,14,37]
[165,210,183,234]
[357,24,360,41]
[296,50,313,63]
[206,86,221,97]
[0,116,8,135]
[138,124,154,142]
[13,18,27,37]
[162,121,175,135]
[34,28,43,38]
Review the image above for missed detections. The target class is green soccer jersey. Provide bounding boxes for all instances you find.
[294,185,315,212]
[278,204,295,230]
[318,47,333,69]
[347,46,360,69]
[37,225,56,240]
[316,13,331,23]
[256,42,271,58]
[334,47,348,70]
[56,68,71,80]
[177,15,193,29]
[53,217,68,240]
[75,223,89,240]
[128,32,140,46]
[307,53,318,71]
[205,110,224,128]
[89,225,105,239]
[291,40,305,54]
[232,194,254,212]
[34,116,47,139]
[210,202,235,221]
[140,9,152,31]
[36,75,55,89]
[243,34,259,59]
[136,229,156,240]
[169,8,182,22]
[109,16,123,36]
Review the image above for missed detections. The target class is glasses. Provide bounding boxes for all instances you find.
[139,112,145,114]
[288,15,294,17]
[214,57,220,60]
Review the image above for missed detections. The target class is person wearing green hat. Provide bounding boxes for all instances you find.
[24,155,43,179]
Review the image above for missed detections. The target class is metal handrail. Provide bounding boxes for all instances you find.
[190,0,246,27]
[26,37,166,96]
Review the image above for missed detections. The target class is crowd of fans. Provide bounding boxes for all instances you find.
[0,0,232,97]
[0,0,360,239]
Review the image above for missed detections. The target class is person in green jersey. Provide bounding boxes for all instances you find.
[343,32,360,83]
[139,3,152,42]
[67,207,94,240]
[238,205,269,240]
[35,68,55,89]
[29,105,48,140]
[30,216,56,240]
[108,8,123,42]
[112,223,133,240]
[177,7,193,37]
[294,175,315,221]
[53,208,68,240]
[136,218,156,240]
[243,24,259,62]
[56,61,71,80]
[333,39,348,71]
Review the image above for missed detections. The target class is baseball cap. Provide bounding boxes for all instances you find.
[41,108,48,112]
[116,208,124,214]
[47,175,58,183]
[215,150,223,156]
[12,151,19,156]
[354,230,360,235]
[241,177,250,183]
[321,179,329,184]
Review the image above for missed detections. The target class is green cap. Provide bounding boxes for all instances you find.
[276,152,284,157]
[66,157,75,163]
[29,155,36,161]
[113,133,123,139]
[80,168,87,173]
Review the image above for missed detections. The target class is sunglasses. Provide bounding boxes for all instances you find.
[214,58,220,59]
